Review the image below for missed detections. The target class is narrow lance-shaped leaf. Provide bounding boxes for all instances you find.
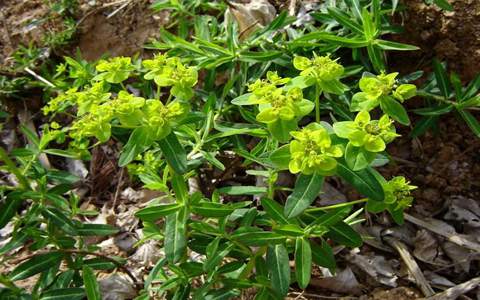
[40,288,85,300]
[267,244,290,297]
[295,237,312,289]
[311,240,336,272]
[135,203,182,221]
[0,193,22,229]
[10,252,63,281]
[158,132,188,174]
[433,59,451,99]
[165,207,187,263]
[336,162,384,202]
[82,265,101,300]
[284,173,324,218]
[326,221,362,248]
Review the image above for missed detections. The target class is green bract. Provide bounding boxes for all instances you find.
[367,176,416,224]
[289,123,343,175]
[143,54,198,100]
[351,72,417,125]
[239,71,314,142]
[94,56,135,83]
[333,111,398,153]
[293,54,346,95]
[384,176,416,207]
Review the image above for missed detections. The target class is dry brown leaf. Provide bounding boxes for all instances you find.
[310,267,362,295]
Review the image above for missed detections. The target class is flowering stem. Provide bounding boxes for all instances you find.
[305,198,368,213]
[315,84,321,122]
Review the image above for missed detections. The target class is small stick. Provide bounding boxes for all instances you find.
[106,0,132,19]
[112,167,124,209]
[384,236,435,297]
[405,213,480,252]
[423,277,480,300]
[288,0,297,16]
[24,67,55,88]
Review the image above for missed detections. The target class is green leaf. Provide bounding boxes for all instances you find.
[135,203,182,221]
[284,173,324,218]
[309,206,351,228]
[261,198,291,225]
[326,221,362,247]
[410,116,438,138]
[82,266,101,300]
[172,173,188,204]
[267,244,290,296]
[413,104,453,116]
[84,257,124,270]
[433,0,453,10]
[295,237,312,289]
[311,240,336,272]
[336,162,384,201]
[345,143,376,171]
[40,288,85,300]
[268,119,297,143]
[362,8,376,40]
[217,186,267,195]
[380,97,410,125]
[76,223,119,236]
[231,229,285,246]
[10,252,63,281]
[295,32,369,48]
[367,44,385,72]
[165,207,187,263]
[43,149,79,159]
[20,125,40,149]
[0,193,22,229]
[192,202,235,218]
[327,7,363,35]
[458,109,480,137]
[42,207,77,235]
[119,127,153,167]
[269,145,291,170]
[273,224,304,237]
[231,93,253,106]
[462,74,480,101]
[433,59,451,99]
[158,132,188,174]
[239,51,283,63]
[375,40,419,51]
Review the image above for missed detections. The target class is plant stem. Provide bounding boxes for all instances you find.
[315,84,321,122]
[305,198,368,213]
[0,146,30,189]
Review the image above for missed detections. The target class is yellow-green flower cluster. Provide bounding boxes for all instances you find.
[383,176,416,210]
[248,71,314,124]
[94,57,136,83]
[289,123,343,175]
[333,111,399,153]
[351,72,416,111]
[293,55,344,82]
[143,54,198,100]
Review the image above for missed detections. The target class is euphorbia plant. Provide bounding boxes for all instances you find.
[351,72,417,125]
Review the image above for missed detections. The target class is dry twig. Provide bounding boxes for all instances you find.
[423,277,480,300]
[405,213,480,252]
[384,236,435,297]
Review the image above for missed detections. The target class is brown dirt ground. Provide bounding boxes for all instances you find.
[391,0,480,82]
[0,0,168,66]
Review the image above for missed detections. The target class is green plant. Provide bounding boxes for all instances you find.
[2,0,468,298]
[32,42,418,298]
[413,60,480,138]
[0,126,121,299]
